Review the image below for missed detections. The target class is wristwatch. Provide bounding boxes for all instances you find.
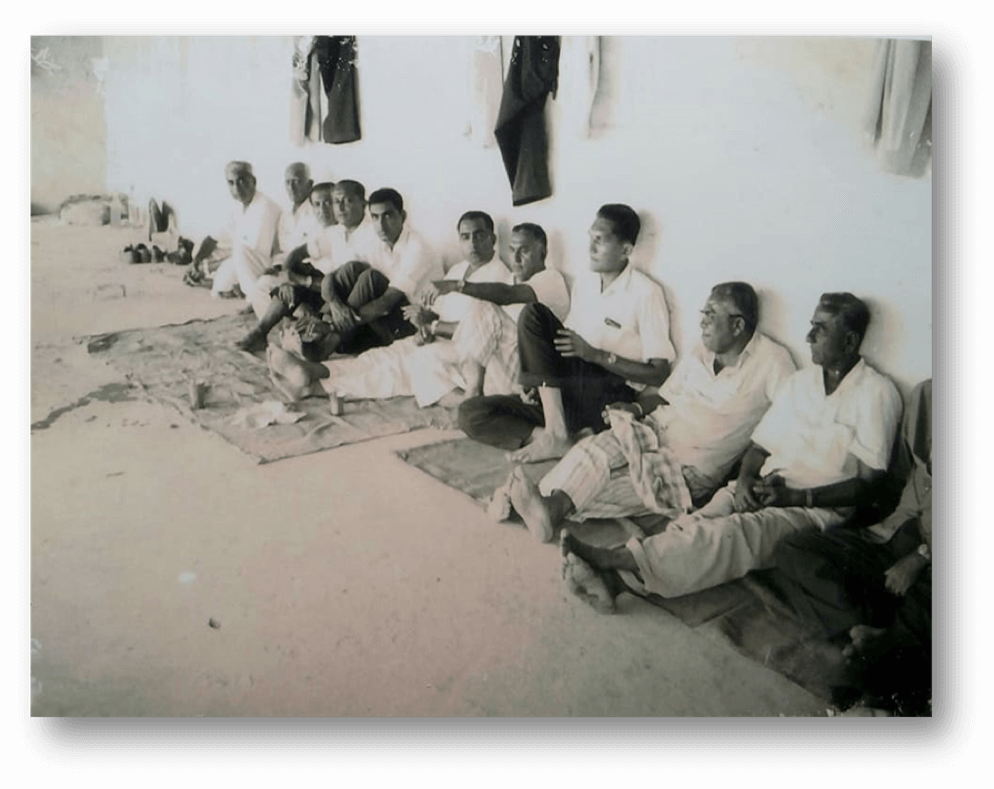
[917,543,932,562]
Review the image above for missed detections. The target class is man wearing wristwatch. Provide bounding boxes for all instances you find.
[558,292,902,610]
[459,204,675,463]
[494,282,796,543]
[776,379,932,716]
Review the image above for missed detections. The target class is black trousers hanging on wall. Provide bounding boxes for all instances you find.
[314,36,361,144]
[494,36,560,206]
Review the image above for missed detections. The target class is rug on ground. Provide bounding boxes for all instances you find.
[83,312,456,463]
[395,436,847,702]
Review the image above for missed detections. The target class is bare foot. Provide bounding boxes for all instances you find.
[509,467,554,542]
[507,428,573,464]
[562,550,617,614]
[843,624,888,659]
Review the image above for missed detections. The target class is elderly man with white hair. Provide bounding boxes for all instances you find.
[184,161,282,304]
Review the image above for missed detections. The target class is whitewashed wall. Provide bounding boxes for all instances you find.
[99,36,932,396]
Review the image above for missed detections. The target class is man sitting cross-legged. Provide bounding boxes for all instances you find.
[240,185,437,361]
[559,292,902,614]
[266,211,548,405]
[501,282,796,542]
[458,203,675,464]
[184,161,282,304]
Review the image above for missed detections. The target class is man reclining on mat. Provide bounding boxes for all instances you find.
[495,281,796,543]
[558,292,902,614]
[266,212,566,406]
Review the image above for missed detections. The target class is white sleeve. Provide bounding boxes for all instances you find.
[849,376,903,472]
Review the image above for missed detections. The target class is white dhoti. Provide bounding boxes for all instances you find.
[621,481,848,598]
[211,246,270,304]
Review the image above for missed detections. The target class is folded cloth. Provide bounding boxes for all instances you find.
[230,401,306,430]
[606,409,694,520]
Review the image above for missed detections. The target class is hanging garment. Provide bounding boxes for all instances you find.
[494,36,561,206]
[862,39,932,177]
[307,49,323,142]
[290,36,316,146]
[465,35,503,148]
[314,35,361,144]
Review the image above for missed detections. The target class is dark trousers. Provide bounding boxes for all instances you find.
[326,261,415,355]
[773,519,921,639]
[458,303,637,450]
[838,570,932,715]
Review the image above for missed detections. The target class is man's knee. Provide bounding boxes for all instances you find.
[517,302,556,339]
[348,268,389,307]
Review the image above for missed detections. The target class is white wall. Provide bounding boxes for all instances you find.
[30,36,107,213]
[100,35,931,396]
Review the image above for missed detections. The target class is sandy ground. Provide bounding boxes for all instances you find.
[30,218,827,717]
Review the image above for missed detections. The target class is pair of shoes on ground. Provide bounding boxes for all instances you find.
[121,243,166,264]
[166,237,194,265]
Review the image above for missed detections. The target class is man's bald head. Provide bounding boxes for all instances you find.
[225,161,256,206]
[284,162,313,208]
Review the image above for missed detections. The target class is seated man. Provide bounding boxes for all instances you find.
[408,222,570,404]
[459,203,675,463]
[560,292,903,613]
[184,161,282,303]
[265,211,528,404]
[240,186,436,358]
[248,161,320,318]
[773,379,932,716]
[502,282,796,542]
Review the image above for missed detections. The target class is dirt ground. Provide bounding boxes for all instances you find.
[30,218,828,717]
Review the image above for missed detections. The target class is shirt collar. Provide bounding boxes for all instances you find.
[598,261,634,296]
[342,214,369,241]
[384,223,411,253]
[701,331,760,373]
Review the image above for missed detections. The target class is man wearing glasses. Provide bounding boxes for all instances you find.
[498,282,796,543]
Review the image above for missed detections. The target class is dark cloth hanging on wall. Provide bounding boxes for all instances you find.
[314,36,361,144]
[494,36,560,206]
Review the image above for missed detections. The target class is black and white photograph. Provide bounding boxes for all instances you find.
[28,33,934,722]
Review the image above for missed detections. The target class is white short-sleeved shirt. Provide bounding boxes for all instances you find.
[306,216,378,274]
[364,224,442,302]
[504,268,571,323]
[564,264,676,364]
[277,201,320,254]
[750,358,902,489]
[436,258,514,323]
[652,332,797,486]
[222,191,282,259]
